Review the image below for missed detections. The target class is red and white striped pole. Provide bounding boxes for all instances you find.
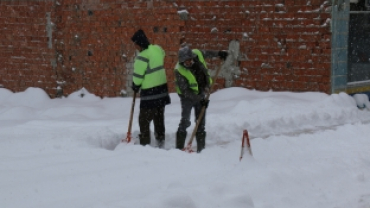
[240,129,253,161]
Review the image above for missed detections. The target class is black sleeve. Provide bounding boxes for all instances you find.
[200,50,219,59]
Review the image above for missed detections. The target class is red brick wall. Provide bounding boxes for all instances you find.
[0,0,56,96]
[0,0,332,97]
[54,0,183,97]
[179,0,332,93]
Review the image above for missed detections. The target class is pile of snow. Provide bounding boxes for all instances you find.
[1,87,370,208]
[353,93,370,110]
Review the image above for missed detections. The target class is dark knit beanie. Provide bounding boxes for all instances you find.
[131,29,150,49]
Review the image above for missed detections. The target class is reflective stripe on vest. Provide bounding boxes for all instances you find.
[133,65,164,79]
[133,73,145,79]
[140,92,169,101]
[146,65,165,74]
[136,56,149,63]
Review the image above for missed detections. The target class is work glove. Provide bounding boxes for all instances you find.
[131,83,141,93]
[200,99,210,108]
[196,94,204,102]
[218,51,228,60]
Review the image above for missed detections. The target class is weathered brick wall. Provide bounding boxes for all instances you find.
[54,0,183,97]
[178,0,332,93]
[0,0,332,97]
[0,0,56,96]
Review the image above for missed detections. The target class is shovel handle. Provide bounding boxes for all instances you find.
[123,92,137,143]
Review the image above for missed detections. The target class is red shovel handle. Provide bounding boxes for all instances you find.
[183,143,194,153]
[126,132,132,143]
[122,92,136,143]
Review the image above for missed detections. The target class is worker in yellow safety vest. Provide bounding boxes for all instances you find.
[131,29,171,148]
[174,45,228,152]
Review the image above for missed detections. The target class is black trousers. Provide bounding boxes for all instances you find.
[177,98,206,133]
[139,107,165,145]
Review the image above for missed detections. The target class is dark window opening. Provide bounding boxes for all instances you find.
[348,0,370,82]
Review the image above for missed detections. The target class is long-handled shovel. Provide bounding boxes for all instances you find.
[183,64,223,152]
[123,92,137,143]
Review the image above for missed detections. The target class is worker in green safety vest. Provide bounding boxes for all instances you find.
[131,29,171,148]
[174,45,228,152]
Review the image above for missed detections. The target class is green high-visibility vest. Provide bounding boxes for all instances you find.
[192,49,213,86]
[175,49,212,95]
[133,44,167,89]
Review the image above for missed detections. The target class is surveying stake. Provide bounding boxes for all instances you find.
[240,129,253,161]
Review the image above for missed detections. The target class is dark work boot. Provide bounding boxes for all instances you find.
[139,133,150,146]
[156,134,165,149]
[176,131,187,149]
[196,131,206,153]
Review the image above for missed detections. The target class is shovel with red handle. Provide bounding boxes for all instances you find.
[122,92,136,143]
[183,63,223,153]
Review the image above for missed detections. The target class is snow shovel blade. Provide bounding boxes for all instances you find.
[122,132,132,143]
[182,144,194,153]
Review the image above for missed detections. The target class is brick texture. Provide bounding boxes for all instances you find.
[0,0,56,96]
[0,0,332,97]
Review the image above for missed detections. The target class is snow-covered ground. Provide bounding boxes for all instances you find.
[1,87,370,208]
